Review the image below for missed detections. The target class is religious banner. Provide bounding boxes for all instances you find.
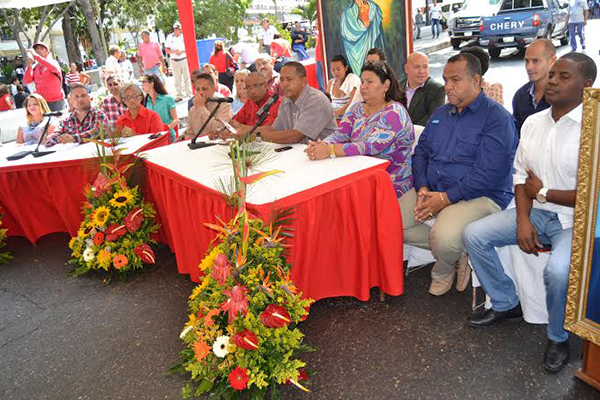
[318,0,411,79]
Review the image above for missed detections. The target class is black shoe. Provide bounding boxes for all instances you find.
[544,339,569,373]
[467,304,523,327]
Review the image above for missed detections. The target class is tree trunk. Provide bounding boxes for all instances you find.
[78,0,106,65]
[62,11,83,65]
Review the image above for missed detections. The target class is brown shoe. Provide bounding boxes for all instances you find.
[455,253,471,292]
[429,271,455,296]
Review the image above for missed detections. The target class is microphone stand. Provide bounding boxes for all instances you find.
[188,102,222,150]
[32,116,56,157]
[242,112,270,143]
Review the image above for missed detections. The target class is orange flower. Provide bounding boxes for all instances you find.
[113,254,128,269]
[204,309,220,327]
[193,341,210,362]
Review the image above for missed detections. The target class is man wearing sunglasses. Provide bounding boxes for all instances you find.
[100,75,127,130]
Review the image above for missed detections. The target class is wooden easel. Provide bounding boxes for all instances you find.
[576,340,600,391]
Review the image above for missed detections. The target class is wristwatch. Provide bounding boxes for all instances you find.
[329,144,336,158]
[536,188,549,203]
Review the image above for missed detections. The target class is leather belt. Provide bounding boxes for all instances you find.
[172,57,187,61]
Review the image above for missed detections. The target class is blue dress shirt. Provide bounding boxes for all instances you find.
[512,81,550,134]
[412,91,518,209]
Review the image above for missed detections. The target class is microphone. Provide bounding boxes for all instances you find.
[255,94,279,118]
[43,111,63,117]
[207,97,234,104]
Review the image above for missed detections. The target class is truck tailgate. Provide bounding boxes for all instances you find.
[482,10,545,38]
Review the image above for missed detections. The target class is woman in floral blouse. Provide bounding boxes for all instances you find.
[305,61,415,198]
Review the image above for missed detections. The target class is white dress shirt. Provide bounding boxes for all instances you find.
[513,105,582,228]
[260,25,278,46]
[166,33,187,60]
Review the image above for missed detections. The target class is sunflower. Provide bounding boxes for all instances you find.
[199,246,222,272]
[109,190,134,208]
[77,224,95,239]
[92,206,111,227]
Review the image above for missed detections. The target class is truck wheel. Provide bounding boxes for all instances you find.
[451,38,461,50]
[560,30,569,46]
[488,48,501,59]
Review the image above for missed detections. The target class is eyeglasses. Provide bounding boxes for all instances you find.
[122,94,142,101]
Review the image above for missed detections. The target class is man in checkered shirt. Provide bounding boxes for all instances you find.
[100,75,127,130]
[45,84,109,146]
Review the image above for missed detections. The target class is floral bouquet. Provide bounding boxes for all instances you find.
[0,213,12,265]
[174,140,313,398]
[68,130,159,281]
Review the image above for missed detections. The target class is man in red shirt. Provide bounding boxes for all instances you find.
[233,72,281,130]
[23,42,65,111]
[116,83,164,135]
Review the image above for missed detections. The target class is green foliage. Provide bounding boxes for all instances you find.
[291,0,317,27]
[0,214,13,265]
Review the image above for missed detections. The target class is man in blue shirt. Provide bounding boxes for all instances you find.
[512,39,555,133]
[400,53,518,296]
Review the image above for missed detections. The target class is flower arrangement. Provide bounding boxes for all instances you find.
[0,213,12,265]
[68,130,159,281]
[174,139,313,398]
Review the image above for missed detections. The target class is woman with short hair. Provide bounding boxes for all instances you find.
[116,83,164,136]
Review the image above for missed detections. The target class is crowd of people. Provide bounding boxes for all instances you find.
[4,18,598,376]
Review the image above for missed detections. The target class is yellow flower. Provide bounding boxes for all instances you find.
[92,206,111,227]
[184,313,197,329]
[69,237,77,249]
[199,246,221,272]
[109,190,134,208]
[189,276,210,300]
[97,249,112,270]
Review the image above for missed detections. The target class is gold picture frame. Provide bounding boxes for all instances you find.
[565,88,600,347]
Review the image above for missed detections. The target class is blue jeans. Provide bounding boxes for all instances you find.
[416,25,421,39]
[293,44,309,61]
[568,22,585,51]
[431,19,441,37]
[144,65,165,84]
[463,208,572,342]
[315,61,325,92]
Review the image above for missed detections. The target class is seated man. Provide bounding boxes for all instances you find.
[400,52,445,126]
[512,39,555,134]
[233,71,281,129]
[100,75,127,130]
[45,84,109,146]
[253,62,336,144]
[182,72,233,140]
[115,83,164,136]
[254,54,283,97]
[401,53,518,296]
[464,53,597,374]
[202,63,231,98]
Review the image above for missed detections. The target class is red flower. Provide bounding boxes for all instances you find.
[211,254,231,285]
[286,369,309,385]
[228,366,249,391]
[134,243,155,264]
[105,223,127,242]
[220,285,249,324]
[91,173,109,198]
[93,232,105,246]
[124,207,143,233]
[260,304,291,328]
[233,329,259,350]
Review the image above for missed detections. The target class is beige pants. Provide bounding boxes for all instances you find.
[399,188,501,281]
[171,58,192,98]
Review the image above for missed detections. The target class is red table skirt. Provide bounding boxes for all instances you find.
[303,60,319,89]
[1,134,169,243]
[144,160,404,302]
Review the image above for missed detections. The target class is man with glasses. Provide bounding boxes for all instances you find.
[100,75,127,130]
[166,22,192,102]
[45,84,109,145]
[232,72,281,129]
[115,83,164,136]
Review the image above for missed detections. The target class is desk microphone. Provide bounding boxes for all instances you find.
[256,94,279,118]
[207,97,234,104]
[43,111,63,117]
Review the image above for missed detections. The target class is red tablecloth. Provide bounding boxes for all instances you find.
[144,160,404,302]
[0,134,169,243]
[302,60,319,89]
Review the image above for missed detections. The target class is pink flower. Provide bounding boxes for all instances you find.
[220,285,249,324]
[211,254,231,285]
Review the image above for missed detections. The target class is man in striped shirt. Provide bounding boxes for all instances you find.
[100,75,127,130]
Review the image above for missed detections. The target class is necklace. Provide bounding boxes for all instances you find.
[364,99,388,116]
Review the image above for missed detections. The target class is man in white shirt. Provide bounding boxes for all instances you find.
[463,53,597,374]
[165,22,192,102]
[567,0,589,51]
[234,42,259,70]
[104,46,122,80]
[430,2,442,38]
[258,18,278,54]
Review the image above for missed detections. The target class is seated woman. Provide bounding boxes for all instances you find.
[142,74,178,142]
[306,61,414,198]
[0,85,15,111]
[327,54,361,120]
[116,83,164,136]
[460,46,503,105]
[16,93,56,144]
[231,69,250,115]
[181,72,233,140]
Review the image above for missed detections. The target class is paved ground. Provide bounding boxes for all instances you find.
[1,233,598,399]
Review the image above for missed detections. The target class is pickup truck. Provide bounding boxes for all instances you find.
[479,0,569,59]
[447,0,503,49]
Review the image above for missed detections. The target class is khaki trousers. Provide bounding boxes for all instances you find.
[399,188,501,281]
[172,58,192,98]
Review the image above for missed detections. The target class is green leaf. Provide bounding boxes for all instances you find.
[182,383,193,399]
[195,379,213,395]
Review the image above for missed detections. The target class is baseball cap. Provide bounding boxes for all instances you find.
[173,22,182,29]
[32,42,49,51]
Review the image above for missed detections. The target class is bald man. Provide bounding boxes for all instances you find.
[400,52,445,126]
[512,39,556,133]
